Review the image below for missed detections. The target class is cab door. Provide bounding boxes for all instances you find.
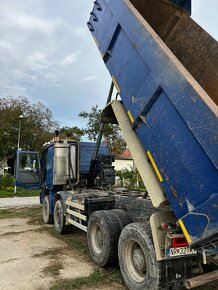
[15,150,41,189]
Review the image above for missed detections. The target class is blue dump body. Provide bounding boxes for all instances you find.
[88,0,218,248]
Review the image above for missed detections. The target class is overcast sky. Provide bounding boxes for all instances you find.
[0,0,217,128]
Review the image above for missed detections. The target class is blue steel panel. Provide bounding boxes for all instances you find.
[88,0,116,55]
[80,142,108,175]
[181,193,218,245]
[46,146,54,188]
[106,26,150,110]
[88,0,218,246]
[136,92,218,219]
[49,190,55,214]
[89,0,218,168]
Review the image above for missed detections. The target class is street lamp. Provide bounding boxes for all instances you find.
[14,114,24,194]
[17,114,24,150]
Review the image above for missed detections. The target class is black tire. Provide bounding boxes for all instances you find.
[42,195,53,224]
[111,209,132,229]
[87,210,121,267]
[54,199,67,234]
[118,223,163,290]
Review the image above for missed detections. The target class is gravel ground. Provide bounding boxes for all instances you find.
[0,205,217,290]
[0,217,95,290]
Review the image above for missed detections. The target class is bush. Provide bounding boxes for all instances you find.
[0,173,15,190]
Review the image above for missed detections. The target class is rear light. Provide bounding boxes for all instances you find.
[172,236,189,247]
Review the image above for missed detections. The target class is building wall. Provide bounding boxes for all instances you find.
[113,158,133,171]
[0,160,8,176]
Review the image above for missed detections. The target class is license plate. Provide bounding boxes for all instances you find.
[168,246,197,257]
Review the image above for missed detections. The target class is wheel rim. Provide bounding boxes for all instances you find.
[124,239,147,283]
[91,223,104,254]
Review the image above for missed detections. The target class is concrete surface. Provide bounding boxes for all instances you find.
[0,196,39,208]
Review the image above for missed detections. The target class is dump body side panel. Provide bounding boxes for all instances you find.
[88,0,218,247]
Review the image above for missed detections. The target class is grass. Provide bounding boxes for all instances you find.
[0,206,41,219]
[0,187,40,198]
[43,261,64,277]
[0,230,27,237]
[50,267,124,290]
[50,230,89,255]
[33,247,64,258]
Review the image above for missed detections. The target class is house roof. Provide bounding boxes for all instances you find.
[115,148,133,160]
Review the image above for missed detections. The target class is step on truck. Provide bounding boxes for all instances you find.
[16,0,218,289]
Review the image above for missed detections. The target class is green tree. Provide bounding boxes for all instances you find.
[0,96,58,159]
[59,126,84,141]
[116,167,146,190]
[79,105,126,155]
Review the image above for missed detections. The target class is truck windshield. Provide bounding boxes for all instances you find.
[19,153,40,171]
[16,152,40,186]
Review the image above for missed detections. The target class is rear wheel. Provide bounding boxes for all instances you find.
[54,199,67,234]
[111,209,132,229]
[87,210,121,267]
[42,195,53,224]
[118,223,163,290]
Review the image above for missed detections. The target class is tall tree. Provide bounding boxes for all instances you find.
[79,105,126,155]
[0,96,58,159]
[59,126,84,141]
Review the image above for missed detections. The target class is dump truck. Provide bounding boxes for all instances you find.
[15,0,218,289]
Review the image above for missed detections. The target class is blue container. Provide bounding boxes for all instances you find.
[88,0,218,248]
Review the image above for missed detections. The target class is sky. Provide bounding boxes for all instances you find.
[0,0,217,128]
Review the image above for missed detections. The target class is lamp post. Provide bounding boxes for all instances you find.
[14,114,24,194]
[17,114,24,150]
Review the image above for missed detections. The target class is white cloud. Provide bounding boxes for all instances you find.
[0,39,14,50]
[61,51,81,65]
[0,13,63,34]
[27,52,49,70]
[72,27,88,36]
[81,76,98,82]
[0,1,111,126]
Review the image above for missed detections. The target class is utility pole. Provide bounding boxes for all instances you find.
[14,114,24,194]
[17,115,24,150]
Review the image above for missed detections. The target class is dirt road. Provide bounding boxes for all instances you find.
[0,207,217,290]
[0,217,96,290]
[0,208,125,290]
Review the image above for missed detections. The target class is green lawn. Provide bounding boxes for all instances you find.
[0,187,40,198]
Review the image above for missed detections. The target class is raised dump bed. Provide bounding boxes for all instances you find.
[88,0,218,250]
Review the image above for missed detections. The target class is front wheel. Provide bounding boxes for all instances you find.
[118,223,163,290]
[42,195,53,224]
[54,199,67,234]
